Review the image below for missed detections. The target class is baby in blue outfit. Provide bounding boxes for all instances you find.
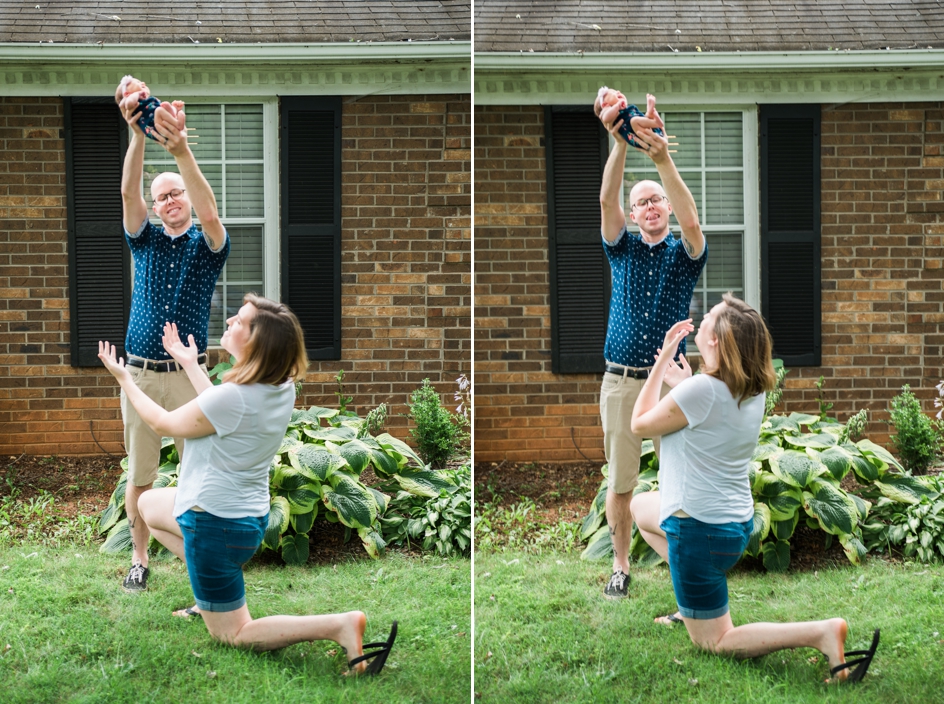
[115,75,184,142]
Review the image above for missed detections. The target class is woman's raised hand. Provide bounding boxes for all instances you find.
[98,341,131,382]
[655,349,692,388]
[660,318,694,359]
[162,322,198,368]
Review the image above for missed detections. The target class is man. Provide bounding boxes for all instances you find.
[117,99,230,592]
[598,94,706,598]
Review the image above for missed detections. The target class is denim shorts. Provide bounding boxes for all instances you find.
[660,515,752,620]
[176,509,267,613]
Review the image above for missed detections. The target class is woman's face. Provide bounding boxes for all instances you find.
[221,302,257,359]
[695,301,725,354]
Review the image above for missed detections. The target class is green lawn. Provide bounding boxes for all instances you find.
[474,552,944,703]
[0,548,471,703]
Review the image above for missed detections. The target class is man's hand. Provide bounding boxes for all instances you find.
[152,104,189,158]
[119,99,145,136]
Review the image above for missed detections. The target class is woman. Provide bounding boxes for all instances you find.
[99,294,396,675]
[629,293,878,683]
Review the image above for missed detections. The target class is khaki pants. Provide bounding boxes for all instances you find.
[600,370,669,495]
[121,364,206,486]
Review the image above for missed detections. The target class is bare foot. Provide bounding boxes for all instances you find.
[654,612,683,626]
[820,618,848,683]
[340,611,367,675]
[173,605,200,619]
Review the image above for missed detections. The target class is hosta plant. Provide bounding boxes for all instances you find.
[579,412,934,572]
[861,473,944,563]
[379,465,472,557]
[99,406,452,564]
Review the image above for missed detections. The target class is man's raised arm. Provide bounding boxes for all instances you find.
[600,136,629,243]
[120,104,149,234]
[154,107,226,250]
[633,108,705,258]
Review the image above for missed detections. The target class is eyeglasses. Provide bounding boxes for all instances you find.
[631,194,666,209]
[155,189,186,204]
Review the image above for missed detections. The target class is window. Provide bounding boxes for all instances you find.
[624,110,759,349]
[141,101,278,343]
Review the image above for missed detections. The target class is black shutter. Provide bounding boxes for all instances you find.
[761,105,821,366]
[280,97,341,359]
[65,98,130,367]
[545,107,610,374]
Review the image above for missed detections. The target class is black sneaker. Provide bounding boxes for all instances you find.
[603,569,630,599]
[122,563,150,593]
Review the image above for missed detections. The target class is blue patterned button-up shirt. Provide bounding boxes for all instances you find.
[124,219,230,359]
[603,228,707,367]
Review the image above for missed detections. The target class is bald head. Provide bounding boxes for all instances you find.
[150,172,185,202]
[628,179,667,206]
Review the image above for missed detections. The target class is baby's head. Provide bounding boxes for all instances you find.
[115,75,148,104]
[594,86,626,122]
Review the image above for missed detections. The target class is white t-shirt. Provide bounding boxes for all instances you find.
[173,380,296,519]
[659,373,765,525]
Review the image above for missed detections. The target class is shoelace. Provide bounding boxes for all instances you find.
[127,564,146,584]
[608,571,626,590]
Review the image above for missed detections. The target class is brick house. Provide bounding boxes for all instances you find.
[474,1,944,463]
[0,2,471,456]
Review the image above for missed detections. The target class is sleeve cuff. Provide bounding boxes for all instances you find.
[125,217,149,238]
[602,227,626,247]
[204,229,228,253]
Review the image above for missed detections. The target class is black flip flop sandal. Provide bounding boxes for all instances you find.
[348,621,398,675]
[830,628,880,683]
[656,613,683,625]
[173,605,199,618]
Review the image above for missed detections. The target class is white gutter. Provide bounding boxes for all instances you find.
[0,41,471,64]
[475,49,944,72]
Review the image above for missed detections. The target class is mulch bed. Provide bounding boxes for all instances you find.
[0,454,424,565]
[474,460,862,571]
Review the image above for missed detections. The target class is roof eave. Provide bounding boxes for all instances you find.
[474,49,944,72]
[0,41,471,63]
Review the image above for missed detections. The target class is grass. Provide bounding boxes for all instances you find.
[474,552,944,703]
[0,547,471,703]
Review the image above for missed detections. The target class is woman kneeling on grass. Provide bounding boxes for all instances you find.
[629,293,878,684]
[99,293,396,675]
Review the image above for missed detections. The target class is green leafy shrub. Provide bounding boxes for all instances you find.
[407,378,469,469]
[862,474,944,563]
[98,407,453,564]
[380,465,471,556]
[579,412,935,572]
[889,384,943,475]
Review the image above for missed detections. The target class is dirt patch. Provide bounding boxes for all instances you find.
[475,461,852,571]
[0,454,429,565]
[1,454,120,520]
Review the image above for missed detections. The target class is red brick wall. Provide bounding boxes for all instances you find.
[474,105,605,464]
[782,102,944,447]
[474,102,944,463]
[0,94,471,456]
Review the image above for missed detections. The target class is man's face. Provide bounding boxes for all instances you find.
[628,182,672,238]
[150,174,192,230]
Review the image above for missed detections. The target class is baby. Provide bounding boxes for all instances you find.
[115,75,184,142]
[594,88,665,150]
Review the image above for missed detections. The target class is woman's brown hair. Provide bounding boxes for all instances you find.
[224,294,308,386]
[701,293,777,405]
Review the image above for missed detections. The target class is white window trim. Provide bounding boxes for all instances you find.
[138,95,281,347]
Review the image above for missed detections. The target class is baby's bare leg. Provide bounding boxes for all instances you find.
[172,100,185,113]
